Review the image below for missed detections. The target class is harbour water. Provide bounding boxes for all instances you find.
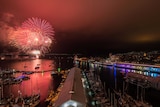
[1,56,160,107]
[0,56,74,107]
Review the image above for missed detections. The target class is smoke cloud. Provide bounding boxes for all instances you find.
[0,13,17,46]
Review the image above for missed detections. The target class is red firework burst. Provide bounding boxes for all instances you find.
[10,17,55,55]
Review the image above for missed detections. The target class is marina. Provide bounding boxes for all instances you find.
[0,56,160,106]
[75,57,160,107]
[0,56,74,107]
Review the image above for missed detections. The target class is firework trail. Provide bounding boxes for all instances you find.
[10,17,55,55]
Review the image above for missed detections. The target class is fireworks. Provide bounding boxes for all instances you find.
[10,17,55,55]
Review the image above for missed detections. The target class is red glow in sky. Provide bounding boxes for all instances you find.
[0,0,160,54]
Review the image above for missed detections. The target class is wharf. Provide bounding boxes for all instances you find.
[53,67,87,107]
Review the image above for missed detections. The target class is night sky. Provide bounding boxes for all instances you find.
[0,0,160,55]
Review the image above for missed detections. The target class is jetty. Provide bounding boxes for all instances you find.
[53,67,87,107]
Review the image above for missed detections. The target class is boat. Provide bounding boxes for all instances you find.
[22,71,34,75]
[23,93,40,107]
[50,71,59,78]
[0,80,14,106]
[45,90,55,102]
[35,66,40,70]
[1,76,24,85]
[2,77,14,85]
[14,75,30,81]
[12,78,23,84]
[47,92,60,107]
[51,71,58,75]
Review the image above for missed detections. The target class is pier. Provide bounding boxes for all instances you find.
[90,60,160,74]
[53,67,87,107]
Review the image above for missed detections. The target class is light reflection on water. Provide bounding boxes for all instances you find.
[4,72,53,99]
[0,59,59,106]
[4,59,56,72]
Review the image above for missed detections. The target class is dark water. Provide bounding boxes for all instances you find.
[0,57,74,107]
